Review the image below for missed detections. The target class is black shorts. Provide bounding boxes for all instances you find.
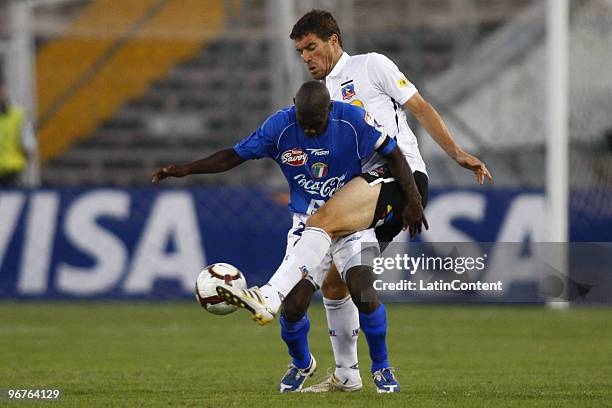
[358,166,429,245]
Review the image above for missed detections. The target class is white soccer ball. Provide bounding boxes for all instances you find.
[195,263,247,315]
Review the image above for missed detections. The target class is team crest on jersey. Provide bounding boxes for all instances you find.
[311,162,328,179]
[281,148,308,166]
[341,82,356,100]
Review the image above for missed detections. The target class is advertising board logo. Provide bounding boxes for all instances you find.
[281,148,308,166]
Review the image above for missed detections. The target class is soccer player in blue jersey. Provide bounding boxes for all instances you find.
[153,81,426,393]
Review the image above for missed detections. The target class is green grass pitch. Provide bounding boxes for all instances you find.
[1,302,611,407]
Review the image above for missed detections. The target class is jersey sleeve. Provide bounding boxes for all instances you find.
[367,53,418,105]
[233,111,286,160]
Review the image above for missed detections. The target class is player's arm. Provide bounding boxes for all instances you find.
[152,110,286,183]
[403,93,492,185]
[152,148,245,183]
[380,139,428,237]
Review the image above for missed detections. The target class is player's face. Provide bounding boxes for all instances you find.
[294,33,338,80]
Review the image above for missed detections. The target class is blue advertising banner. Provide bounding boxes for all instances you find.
[0,188,611,300]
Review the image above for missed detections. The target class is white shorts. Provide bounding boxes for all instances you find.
[286,213,380,289]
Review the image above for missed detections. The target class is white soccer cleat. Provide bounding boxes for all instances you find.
[301,369,363,393]
[215,284,276,326]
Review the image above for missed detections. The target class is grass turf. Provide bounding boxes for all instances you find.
[1,302,611,407]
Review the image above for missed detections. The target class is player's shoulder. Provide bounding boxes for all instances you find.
[363,52,399,70]
[262,106,297,130]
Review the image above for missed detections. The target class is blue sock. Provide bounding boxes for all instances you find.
[359,303,389,373]
[280,313,311,369]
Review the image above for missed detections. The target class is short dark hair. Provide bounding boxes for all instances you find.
[295,81,330,126]
[290,9,342,47]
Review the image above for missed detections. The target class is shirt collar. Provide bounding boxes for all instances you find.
[327,52,350,78]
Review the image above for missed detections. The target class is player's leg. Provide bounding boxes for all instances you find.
[302,231,379,393]
[218,179,382,324]
[320,264,362,387]
[345,263,398,393]
[216,213,329,324]
[265,177,379,314]
[307,176,381,238]
[256,177,379,320]
[278,279,318,392]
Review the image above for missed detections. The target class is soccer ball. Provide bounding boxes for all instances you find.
[195,263,247,315]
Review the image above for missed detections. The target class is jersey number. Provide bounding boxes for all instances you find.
[306,199,326,215]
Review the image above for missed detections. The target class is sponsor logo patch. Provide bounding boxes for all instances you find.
[281,148,308,166]
[397,77,410,88]
[311,162,328,179]
[306,148,330,156]
[294,173,347,198]
[344,234,363,244]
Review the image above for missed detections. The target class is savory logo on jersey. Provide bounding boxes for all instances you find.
[294,173,347,198]
[306,148,330,156]
[281,148,308,166]
[397,77,410,88]
[311,162,328,179]
[341,81,356,100]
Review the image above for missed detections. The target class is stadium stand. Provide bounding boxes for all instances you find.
[32,0,565,187]
[421,0,612,188]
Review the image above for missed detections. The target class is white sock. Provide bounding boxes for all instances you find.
[324,296,362,385]
[261,227,332,314]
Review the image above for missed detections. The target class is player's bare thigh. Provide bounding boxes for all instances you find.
[321,263,350,300]
[306,176,380,238]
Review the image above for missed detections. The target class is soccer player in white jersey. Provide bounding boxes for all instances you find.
[286,9,492,392]
[217,9,491,393]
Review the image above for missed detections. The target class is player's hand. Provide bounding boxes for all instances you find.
[454,151,492,186]
[402,199,429,239]
[151,164,186,183]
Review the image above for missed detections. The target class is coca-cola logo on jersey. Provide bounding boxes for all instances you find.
[293,173,347,198]
[281,148,308,166]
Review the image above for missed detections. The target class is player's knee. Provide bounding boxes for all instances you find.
[305,210,336,238]
[321,272,350,300]
[345,266,379,314]
[281,279,314,322]
[281,300,307,323]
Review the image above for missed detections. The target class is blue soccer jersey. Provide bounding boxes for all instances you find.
[234,101,397,215]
